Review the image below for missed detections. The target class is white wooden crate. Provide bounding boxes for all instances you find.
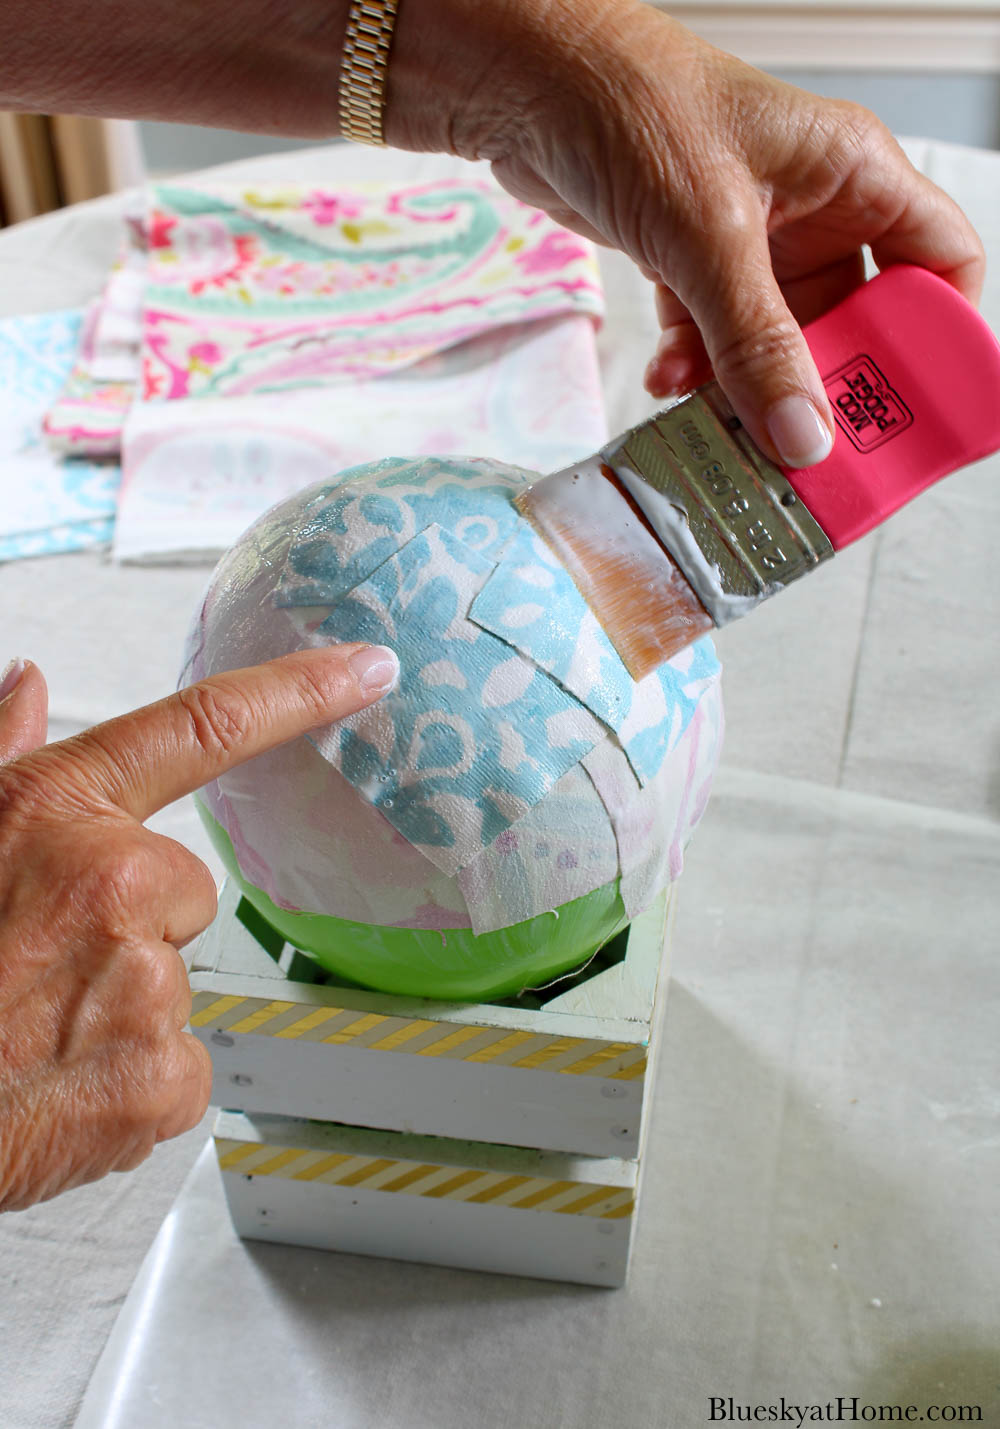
[190,882,673,1160]
[214,1110,640,1287]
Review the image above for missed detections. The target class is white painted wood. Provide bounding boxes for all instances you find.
[190,884,670,1157]
[215,1110,639,1183]
[191,964,651,1043]
[545,886,673,1019]
[216,1112,637,1287]
[188,881,268,976]
[222,1174,633,1286]
[205,1031,646,1157]
[608,898,675,1264]
[658,2,1000,71]
[192,881,669,1036]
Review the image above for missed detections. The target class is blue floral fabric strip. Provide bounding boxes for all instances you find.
[308,522,605,876]
[275,456,720,877]
[274,457,529,609]
[468,524,722,785]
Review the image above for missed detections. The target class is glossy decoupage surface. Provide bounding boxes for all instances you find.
[181,455,723,996]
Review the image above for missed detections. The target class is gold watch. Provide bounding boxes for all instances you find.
[339,0,401,146]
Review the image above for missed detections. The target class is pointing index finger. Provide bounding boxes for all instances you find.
[50,645,399,822]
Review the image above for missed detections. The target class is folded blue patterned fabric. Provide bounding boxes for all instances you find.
[0,309,120,562]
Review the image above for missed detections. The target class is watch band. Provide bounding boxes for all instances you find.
[339,0,401,146]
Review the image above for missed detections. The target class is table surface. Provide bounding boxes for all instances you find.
[0,139,998,1429]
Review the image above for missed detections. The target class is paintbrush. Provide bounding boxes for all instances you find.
[516,264,1000,679]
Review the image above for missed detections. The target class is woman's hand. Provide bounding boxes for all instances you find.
[395,0,985,468]
[0,0,984,467]
[0,645,398,1211]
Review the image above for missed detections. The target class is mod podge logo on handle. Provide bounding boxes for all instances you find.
[824,355,913,451]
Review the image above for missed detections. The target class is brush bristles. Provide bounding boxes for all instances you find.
[516,467,713,681]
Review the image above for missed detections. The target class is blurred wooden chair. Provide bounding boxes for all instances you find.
[0,115,144,225]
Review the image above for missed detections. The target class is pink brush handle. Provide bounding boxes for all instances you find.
[785,265,1000,549]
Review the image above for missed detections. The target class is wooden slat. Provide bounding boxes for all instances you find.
[0,113,60,224]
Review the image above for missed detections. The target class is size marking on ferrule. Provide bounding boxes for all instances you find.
[612,385,834,603]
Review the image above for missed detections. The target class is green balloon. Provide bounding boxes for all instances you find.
[196,799,629,1001]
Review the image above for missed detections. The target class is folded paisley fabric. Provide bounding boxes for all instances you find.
[113,313,606,562]
[40,176,606,559]
[42,203,146,458]
[138,179,604,397]
[100,176,607,561]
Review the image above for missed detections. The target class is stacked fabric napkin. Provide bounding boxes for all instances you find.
[42,177,607,562]
[0,309,120,562]
[43,205,146,457]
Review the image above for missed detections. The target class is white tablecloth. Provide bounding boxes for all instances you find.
[0,140,997,1429]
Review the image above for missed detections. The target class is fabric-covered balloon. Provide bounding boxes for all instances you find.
[181,456,723,1000]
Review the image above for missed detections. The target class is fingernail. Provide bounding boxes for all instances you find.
[0,657,25,702]
[767,396,834,468]
[644,355,685,399]
[349,644,400,697]
[644,359,667,396]
[654,329,675,360]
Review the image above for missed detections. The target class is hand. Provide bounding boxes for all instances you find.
[2,0,983,467]
[0,645,399,1211]
[397,0,985,468]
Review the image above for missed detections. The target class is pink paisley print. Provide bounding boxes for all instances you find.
[139,178,603,401]
[43,175,605,460]
[514,230,588,276]
[147,210,177,250]
[301,189,364,225]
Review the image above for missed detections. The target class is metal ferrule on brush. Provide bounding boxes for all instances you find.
[515,383,835,679]
[520,266,1000,679]
[602,384,834,629]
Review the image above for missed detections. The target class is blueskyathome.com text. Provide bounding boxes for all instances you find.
[709,1398,982,1424]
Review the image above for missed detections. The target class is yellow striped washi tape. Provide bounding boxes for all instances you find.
[215,1137,634,1219]
[191,990,646,1081]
